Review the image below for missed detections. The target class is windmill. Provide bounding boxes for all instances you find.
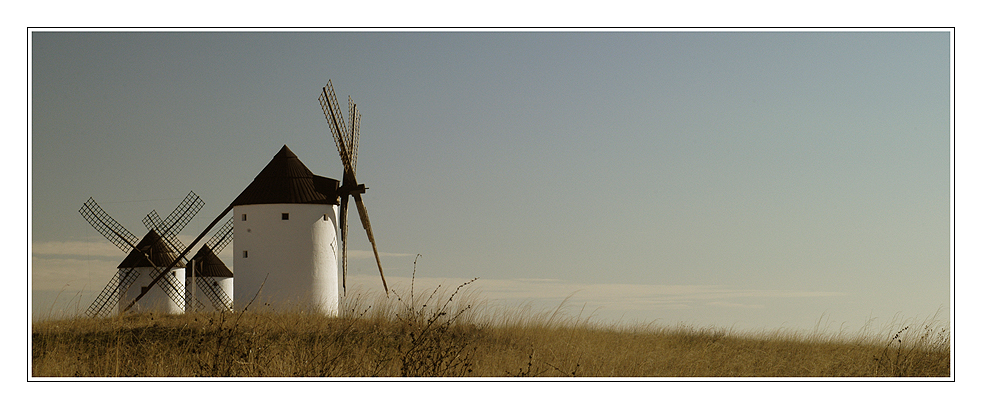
[229,145,342,314]
[81,192,203,317]
[318,80,388,295]
[184,218,234,312]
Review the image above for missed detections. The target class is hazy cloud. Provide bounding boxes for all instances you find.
[32,240,121,258]
[31,256,118,291]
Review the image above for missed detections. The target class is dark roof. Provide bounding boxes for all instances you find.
[231,145,340,206]
[117,230,186,269]
[189,244,233,277]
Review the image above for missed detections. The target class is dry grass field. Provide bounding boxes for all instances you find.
[32,280,949,378]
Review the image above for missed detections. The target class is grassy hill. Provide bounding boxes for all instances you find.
[31,281,949,377]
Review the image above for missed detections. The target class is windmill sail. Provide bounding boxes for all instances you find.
[80,198,145,317]
[141,192,204,249]
[80,197,139,252]
[319,80,388,294]
[85,267,141,318]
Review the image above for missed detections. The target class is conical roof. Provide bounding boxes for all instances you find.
[189,244,233,278]
[117,229,186,269]
[231,145,340,206]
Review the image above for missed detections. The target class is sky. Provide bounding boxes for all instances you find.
[29,30,951,336]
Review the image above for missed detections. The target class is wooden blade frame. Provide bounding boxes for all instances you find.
[348,96,360,174]
[319,81,355,179]
[205,217,234,255]
[339,195,349,293]
[141,191,204,253]
[319,80,388,295]
[354,193,387,293]
[80,198,139,253]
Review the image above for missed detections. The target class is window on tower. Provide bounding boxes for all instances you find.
[282,213,289,220]
[243,250,248,258]
[242,214,247,221]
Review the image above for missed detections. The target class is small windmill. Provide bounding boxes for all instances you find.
[185,219,234,312]
[318,80,388,295]
[81,192,203,317]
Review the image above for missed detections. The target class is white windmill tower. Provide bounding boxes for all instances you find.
[229,80,389,315]
[230,144,343,314]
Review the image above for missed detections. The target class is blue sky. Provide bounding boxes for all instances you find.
[29,30,951,335]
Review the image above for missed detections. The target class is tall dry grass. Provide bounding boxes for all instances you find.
[31,277,950,378]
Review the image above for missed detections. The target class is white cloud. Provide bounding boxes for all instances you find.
[31,256,118,291]
[31,240,121,258]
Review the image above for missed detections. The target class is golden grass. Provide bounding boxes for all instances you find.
[31,280,950,378]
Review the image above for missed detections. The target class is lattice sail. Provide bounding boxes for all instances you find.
[348,96,360,173]
[146,266,196,311]
[142,191,204,253]
[85,268,140,318]
[192,276,233,312]
[143,210,186,252]
[80,198,138,253]
[205,218,234,255]
[319,81,355,176]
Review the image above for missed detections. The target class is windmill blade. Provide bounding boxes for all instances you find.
[205,217,234,255]
[339,194,349,294]
[142,191,204,252]
[324,80,349,143]
[348,96,360,174]
[182,282,209,312]
[157,191,205,238]
[353,193,388,293]
[85,267,141,318]
[193,276,233,312]
[80,198,139,253]
[143,210,187,253]
[318,81,356,176]
[152,265,194,309]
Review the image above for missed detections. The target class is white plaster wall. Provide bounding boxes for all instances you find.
[233,203,339,315]
[119,267,186,314]
[215,277,234,311]
[186,277,235,312]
